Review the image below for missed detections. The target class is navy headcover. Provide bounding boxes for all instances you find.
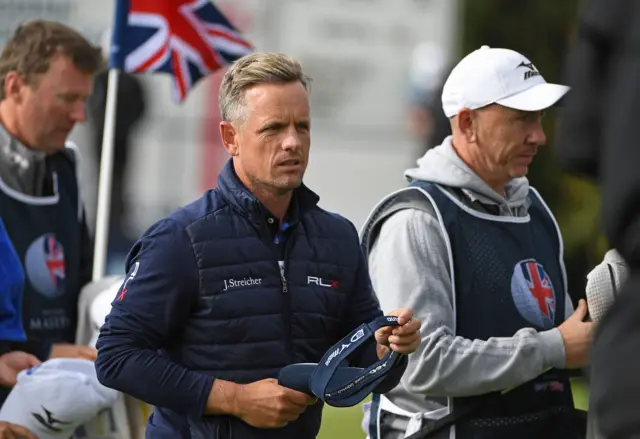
[278,315,405,407]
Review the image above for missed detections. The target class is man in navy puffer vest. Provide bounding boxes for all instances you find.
[94,52,422,439]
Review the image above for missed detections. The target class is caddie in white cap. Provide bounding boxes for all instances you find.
[360,46,593,439]
[442,45,569,117]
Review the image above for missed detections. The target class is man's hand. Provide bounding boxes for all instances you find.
[374,308,422,357]
[0,351,40,387]
[557,299,596,368]
[235,378,317,428]
[49,343,97,361]
[207,378,316,429]
[0,421,37,439]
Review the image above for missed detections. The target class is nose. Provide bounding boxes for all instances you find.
[281,125,302,152]
[70,100,87,124]
[527,120,546,146]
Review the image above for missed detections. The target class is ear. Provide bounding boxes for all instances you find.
[3,71,26,103]
[220,121,239,156]
[455,108,478,143]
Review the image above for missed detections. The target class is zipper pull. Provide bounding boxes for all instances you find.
[278,260,288,293]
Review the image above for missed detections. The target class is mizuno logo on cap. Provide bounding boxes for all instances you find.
[32,406,71,432]
[517,61,540,80]
[325,343,351,366]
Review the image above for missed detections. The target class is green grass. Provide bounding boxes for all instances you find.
[571,377,589,411]
[317,379,590,439]
[319,397,369,439]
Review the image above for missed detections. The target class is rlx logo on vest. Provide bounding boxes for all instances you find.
[307,276,339,288]
[511,259,556,329]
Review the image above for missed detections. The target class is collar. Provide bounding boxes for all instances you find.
[0,123,46,171]
[0,122,50,196]
[216,159,320,224]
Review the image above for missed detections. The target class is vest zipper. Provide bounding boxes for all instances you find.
[279,237,295,362]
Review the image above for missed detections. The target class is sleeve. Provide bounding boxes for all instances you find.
[94,218,214,416]
[341,225,408,390]
[368,208,566,397]
[343,234,384,334]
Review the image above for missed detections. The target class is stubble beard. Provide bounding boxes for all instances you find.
[250,174,303,198]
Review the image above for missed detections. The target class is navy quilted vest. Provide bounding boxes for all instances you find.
[156,161,377,438]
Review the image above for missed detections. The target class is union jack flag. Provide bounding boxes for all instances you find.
[110,0,253,102]
[44,235,66,288]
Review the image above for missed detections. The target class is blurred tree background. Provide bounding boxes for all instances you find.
[460,0,606,304]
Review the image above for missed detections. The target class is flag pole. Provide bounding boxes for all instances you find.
[91,67,120,282]
[92,0,127,282]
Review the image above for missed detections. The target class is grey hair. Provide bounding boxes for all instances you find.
[219,52,311,123]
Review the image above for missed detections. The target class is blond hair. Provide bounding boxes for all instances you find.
[219,52,311,123]
[0,20,104,100]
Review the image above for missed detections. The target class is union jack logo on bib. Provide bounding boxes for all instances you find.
[511,259,556,329]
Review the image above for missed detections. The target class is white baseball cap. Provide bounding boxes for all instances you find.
[441,45,569,118]
[0,358,118,439]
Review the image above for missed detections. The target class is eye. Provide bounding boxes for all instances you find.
[524,111,545,123]
[260,123,284,133]
[59,93,81,104]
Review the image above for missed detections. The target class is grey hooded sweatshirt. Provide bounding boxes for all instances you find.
[365,136,573,429]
